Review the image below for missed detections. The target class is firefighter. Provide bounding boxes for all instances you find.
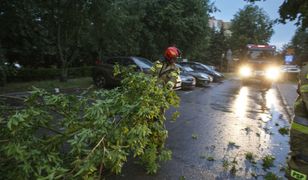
[151,46,181,89]
[287,62,308,180]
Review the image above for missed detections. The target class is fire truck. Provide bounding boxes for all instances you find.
[238,44,280,89]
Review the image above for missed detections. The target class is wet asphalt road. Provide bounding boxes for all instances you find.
[111,79,290,180]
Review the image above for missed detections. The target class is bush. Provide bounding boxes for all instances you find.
[0,66,179,179]
[68,66,93,78]
[7,66,93,82]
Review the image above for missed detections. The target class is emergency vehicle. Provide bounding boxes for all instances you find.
[238,44,280,88]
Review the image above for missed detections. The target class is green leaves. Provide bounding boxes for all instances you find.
[1,67,179,178]
[230,5,274,53]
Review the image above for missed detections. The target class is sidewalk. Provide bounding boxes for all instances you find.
[276,82,298,120]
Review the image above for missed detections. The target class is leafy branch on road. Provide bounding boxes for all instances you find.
[278,127,289,136]
[262,155,275,170]
[0,67,180,179]
[191,133,198,140]
[245,152,257,164]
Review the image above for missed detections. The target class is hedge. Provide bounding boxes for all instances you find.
[7,66,93,82]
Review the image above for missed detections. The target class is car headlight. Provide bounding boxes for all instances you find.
[239,66,252,77]
[266,67,280,80]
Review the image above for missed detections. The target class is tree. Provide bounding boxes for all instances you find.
[245,0,308,28]
[0,45,8,86]
[0,0,213,82]
[204,26,228,66]
[291,28,308,64]
[230,5,274,55]
[36,1,92,82]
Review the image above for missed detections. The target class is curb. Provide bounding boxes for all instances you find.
[276,84,293,122]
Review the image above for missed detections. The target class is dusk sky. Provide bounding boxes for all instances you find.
[211,0,298,50]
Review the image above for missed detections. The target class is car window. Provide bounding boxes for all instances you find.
[192,64,204,71]
[133,57,153,69]
[182,66,194,72]
[199,64,212,71]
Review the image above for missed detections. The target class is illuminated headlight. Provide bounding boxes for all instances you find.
[239,66,252,77]
[266,67,280,80]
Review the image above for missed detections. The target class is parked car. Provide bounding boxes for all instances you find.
[177,64,212,86]
[179,61,224,82]
[280,65,300,81]
[179,73,196,90]
[280,65,300,74]
[93,56,153,88]
[93,56,182,90]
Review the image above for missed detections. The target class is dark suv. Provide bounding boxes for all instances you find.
[92,56,153,88]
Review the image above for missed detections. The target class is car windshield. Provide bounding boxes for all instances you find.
[247,50,274,60]
[133,57,153,69]
[182,66,194,72]
[199,64,213,71]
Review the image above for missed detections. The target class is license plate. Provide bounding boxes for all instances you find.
[291,170,307,180]
[255,71,264,76]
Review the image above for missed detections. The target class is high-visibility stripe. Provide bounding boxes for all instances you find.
[300,84,308,93]
[292,122,308,134]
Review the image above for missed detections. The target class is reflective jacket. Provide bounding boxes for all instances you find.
[150,61,180,89]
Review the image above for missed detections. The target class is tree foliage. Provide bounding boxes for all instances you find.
[0,67,180,178]
[291,28,308,64]
[204,26,228,65]
[245,0,308,28]
[230,5,274,54]
[0,0,212,81]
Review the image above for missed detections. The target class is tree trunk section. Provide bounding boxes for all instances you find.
[0,67,7,87]
[57,24,68,82]
[60,65,68,82]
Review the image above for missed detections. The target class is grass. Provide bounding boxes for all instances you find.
[262,155,275,169]
[222,159,229,170]
[0,77,93,94]
[278,127,289,136]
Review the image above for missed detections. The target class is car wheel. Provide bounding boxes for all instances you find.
[94,74,107,88]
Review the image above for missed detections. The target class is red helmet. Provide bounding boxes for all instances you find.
[164,47,179,63]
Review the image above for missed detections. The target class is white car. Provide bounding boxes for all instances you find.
[280,65,300,74]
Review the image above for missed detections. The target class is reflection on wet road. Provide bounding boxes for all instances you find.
[233,86,249,118]
[111,80,290,180]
